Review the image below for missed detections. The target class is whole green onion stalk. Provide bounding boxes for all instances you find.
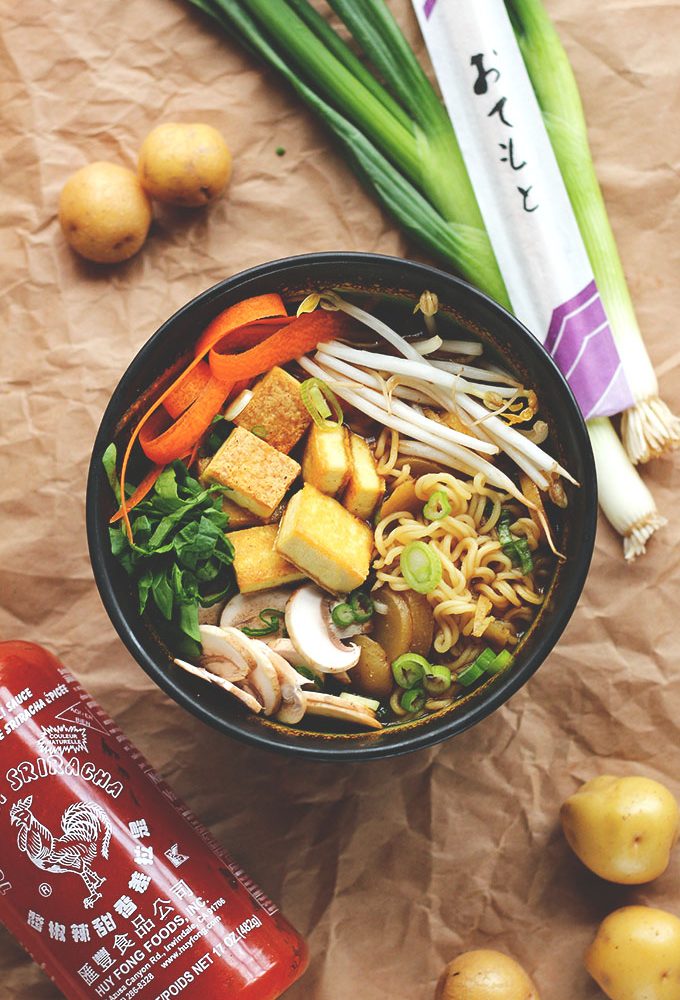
[187,0,509,308]
[505,0,680,466]
[186,0,666,557]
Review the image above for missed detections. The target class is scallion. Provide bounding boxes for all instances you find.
[349,590,373,623]
[485,650,515,675]
[300,376,344,427]
[456,661,486,688]
[241,608,285,637]
[471,648,497,673]
[400,688,426,713]
[423,489,451,521]
[400,541,442,595]
[423,665,452,695]
[330,602,355,628]
[506,0,680,466]
[392,652,429,689]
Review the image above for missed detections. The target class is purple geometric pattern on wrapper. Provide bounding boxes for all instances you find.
[545,280,633,419]
[424,0,438,19]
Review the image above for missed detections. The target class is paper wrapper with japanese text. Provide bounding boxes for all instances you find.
[1,1,680,997]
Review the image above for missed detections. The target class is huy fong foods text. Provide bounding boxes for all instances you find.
[0,641,308,1000]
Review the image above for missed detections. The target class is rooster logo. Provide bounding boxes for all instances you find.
[10,795,112,909]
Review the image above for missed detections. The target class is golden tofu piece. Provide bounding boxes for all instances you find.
[228,524,306,594]
[302,424,350,496]
[222,498,262,530]
[275,483,373,594]
[343,434,384,520]
[203,427,300,518]
[233,366,311,454]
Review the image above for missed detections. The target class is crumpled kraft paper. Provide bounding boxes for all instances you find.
[1,0,679,997]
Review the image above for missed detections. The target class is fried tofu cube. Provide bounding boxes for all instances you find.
[228,524,306,594]
[302,424,350,496]
[275,483,373,593]
[233,366,311,454]
[202,427,300,518]
[222,497,262,530]
[343,434,384,520]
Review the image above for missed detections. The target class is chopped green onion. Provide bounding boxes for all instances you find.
[339,691,380,712]
[250,424,268,439]
[457,662,486,688]
[349,590,373,623]
[471,648,497,673]
[392,652,429,689]
[331,602,355,628]
[400,541,442,595]
[300,377,344,427]
[400,688,426,713]
[423,665,452,695]
[241,608,285,637]
[423,490,451,521]
[485,650,515,675]
[275,146,286,156]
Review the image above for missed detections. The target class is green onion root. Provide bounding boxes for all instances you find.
[587,418,666,560]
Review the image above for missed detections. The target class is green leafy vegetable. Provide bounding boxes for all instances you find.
[104,444,235,643]
[187,0,510,308]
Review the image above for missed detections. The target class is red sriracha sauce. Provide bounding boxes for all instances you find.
[0,641,308,999]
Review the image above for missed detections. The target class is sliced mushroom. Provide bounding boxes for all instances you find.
[198,602,226,627]
[305,691,382,730]
[259,644,309,725]
[174,658,262,714]
[285,585,361,674]
[198,624,253,683]
[219,588,291,632]
[221,627,282,716]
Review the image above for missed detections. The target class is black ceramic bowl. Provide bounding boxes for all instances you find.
[87,252,596,761]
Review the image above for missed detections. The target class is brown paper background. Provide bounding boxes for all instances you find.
[2,1,680,996]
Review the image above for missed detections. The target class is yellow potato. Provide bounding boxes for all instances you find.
[58,162,152,263]
[439,949,539,1000]
[561,775,679,884]
[138,122,232,206]
[586,906,680,1000]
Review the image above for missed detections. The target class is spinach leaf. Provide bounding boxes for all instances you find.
[103,445,236,645]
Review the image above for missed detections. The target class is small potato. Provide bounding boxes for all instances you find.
[353,636,393,700]
[138,122,232,206]
[58,161,152,263]
[439,949,539,1000]
[561,775,679,884]
[586,906,680,1000]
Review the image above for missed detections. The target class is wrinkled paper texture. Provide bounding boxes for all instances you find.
[1,1,680,997]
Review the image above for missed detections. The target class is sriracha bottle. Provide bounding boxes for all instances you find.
[0,641,307,999]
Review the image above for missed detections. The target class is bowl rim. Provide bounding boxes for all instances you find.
[86,251,597,762]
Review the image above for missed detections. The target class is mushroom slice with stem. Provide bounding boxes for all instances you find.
[219,587,291,632]
[259,644,310,725]
[198,624,253,683]
[285,584,361,674]
[219,626,282,716]
[304,691,383,730]
[173,658,262,714]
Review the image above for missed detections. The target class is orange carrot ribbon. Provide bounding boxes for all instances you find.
[194,292,286,358]
[208,310,350,383]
